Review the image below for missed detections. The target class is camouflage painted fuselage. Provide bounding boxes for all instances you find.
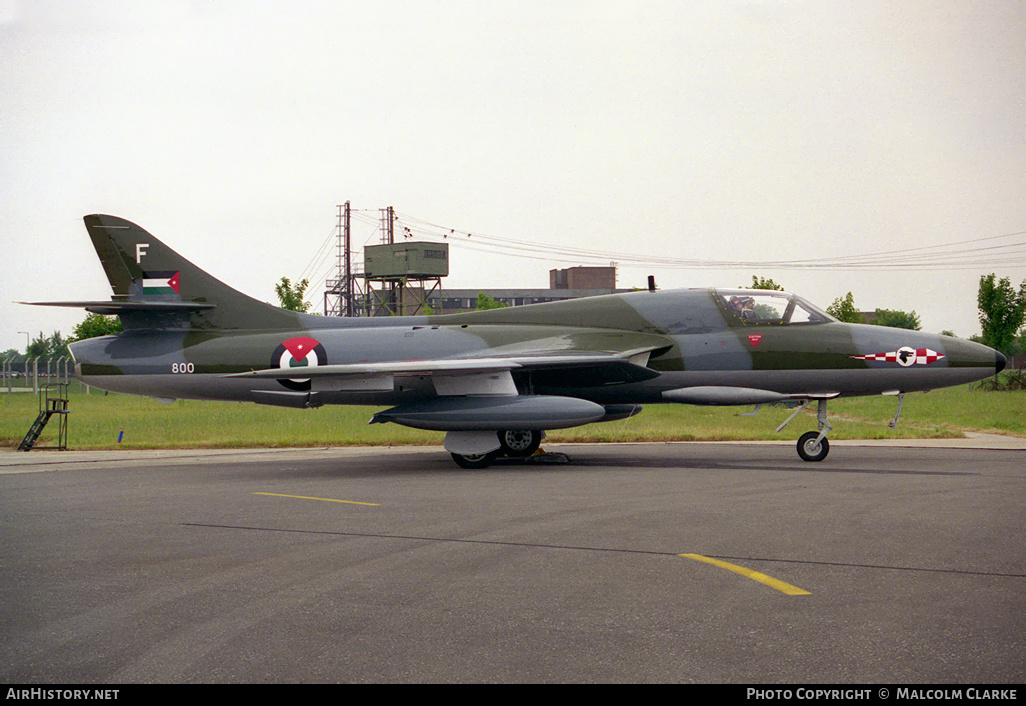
[69,287,1002,406]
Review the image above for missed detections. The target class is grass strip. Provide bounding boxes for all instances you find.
[1,384,1022,450]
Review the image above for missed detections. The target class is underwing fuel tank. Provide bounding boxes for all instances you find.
[370,395,607,431]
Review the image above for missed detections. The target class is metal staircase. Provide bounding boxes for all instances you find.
[18,383,69,451]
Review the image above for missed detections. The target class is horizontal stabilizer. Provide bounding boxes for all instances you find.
[21,300,216,315]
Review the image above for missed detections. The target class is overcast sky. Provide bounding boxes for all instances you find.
[2,0,1024,353]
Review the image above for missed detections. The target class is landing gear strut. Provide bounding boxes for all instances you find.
[778,398,833,462]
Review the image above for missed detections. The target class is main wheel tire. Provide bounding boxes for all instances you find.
[797,431,829,462]
[450,451,499,469]
[497,429,542,458]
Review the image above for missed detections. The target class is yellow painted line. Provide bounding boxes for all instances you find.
[679,553,811,596]
[254,492,380,506]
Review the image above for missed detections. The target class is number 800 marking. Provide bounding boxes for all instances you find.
[171,363,195,373]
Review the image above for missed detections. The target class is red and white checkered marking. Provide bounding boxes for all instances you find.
[851,346,945,367]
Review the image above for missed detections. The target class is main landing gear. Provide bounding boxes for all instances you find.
[778,399,834,462]
[450,430,543,469]
[450,450,500,469]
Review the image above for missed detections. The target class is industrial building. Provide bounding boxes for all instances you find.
[427,267,624,313]
[323,204,629,316]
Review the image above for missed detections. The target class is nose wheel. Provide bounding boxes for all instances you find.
[797,431,829,462]
[778,398,834,462]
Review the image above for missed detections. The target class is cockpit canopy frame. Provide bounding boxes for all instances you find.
[714,289,836,327]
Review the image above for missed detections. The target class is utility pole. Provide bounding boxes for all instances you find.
[342,201,353,316]
[324,201,360,316]
[379,206,397,313]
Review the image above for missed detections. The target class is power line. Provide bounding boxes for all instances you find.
[390,213,1026,271]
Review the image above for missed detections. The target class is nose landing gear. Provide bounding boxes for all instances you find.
[797,430,829,462]
[778,398,834,462]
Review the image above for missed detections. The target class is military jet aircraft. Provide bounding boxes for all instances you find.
[29,215,1006,467]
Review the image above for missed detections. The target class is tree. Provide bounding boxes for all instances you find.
[475,292,508,310]
[978,274,1026,354]
[72,313,123,340]
[872,308,921,330]
[275,277,311,313]
[826,292,864,324]
[744,276,784,291]
[26,331,69,360]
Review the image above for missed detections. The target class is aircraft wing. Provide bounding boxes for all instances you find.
[227,349,659,378]
[226,347,662,394]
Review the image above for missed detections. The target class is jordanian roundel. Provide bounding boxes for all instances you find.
[271,337,327,390]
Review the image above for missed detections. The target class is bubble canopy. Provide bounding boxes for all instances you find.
[715,289,836,326]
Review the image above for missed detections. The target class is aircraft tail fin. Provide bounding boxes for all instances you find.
[81,214,306,331]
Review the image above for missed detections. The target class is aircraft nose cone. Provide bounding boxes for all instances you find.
[996,351,1007,374]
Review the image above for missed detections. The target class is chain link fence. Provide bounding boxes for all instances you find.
[1,355,77,393]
